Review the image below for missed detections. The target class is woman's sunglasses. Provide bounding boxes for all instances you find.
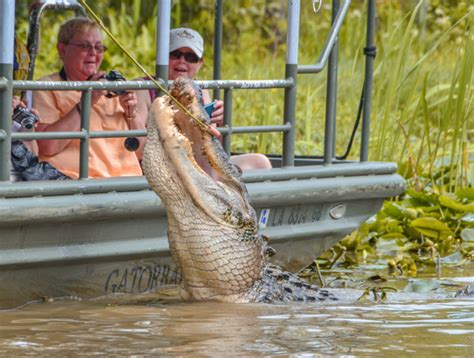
[169,50,200,64]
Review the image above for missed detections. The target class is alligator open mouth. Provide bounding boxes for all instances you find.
[142,77,264,301]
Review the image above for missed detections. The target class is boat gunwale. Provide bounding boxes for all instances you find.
[0,161,401,198]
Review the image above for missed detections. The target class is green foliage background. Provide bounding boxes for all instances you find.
[15,0,472,189]
[14,0,474,274]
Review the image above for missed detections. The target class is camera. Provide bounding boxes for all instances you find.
[104,70,127,98]
[12,106,39,130]
[204,101,216,117]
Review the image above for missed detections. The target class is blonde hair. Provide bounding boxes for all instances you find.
[57,17,101,44]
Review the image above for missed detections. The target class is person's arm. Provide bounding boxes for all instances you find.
[34,72,107,156]
[135,87,152,129]
[35,102,82,156]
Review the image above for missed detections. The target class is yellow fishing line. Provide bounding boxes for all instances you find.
[78,0,211,132]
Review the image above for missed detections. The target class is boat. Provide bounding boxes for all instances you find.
[0,0,405,308]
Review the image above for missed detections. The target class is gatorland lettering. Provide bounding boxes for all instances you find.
[105,264,181,293]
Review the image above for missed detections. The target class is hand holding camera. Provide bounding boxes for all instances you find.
[103,70,127,98]
[12,106,39,131]
[12,97,39,131]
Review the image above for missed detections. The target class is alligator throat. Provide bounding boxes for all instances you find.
[142,77,336,303]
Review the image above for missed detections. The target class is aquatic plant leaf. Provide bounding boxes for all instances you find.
[416,206,439,213]
[403,279,441,293]
[461,228,474,242]
[440,252,466,266]
[398,160,421,180]
[456,188,474,200]
[461,213,474,223]
[439,195,474,213]
[384,202,405,219]
[410,217,453,239]
[406,189,437,205]
[380,232,406,240]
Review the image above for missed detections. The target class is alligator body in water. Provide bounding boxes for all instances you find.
[142,78,336,303]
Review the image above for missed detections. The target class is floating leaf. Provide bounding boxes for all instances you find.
[439,195,474,213]
[461,228,474,242]
[404,279,441,293]
[410,217,453,239]
[384,202,405,219]
[456,187,474,200]
[461,213,474,223]
[417,206,440,213]
[406,189,437,205]
[380,232,406,240]
[440,252,466,266]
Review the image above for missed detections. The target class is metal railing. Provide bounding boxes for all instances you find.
[0,0,376,184]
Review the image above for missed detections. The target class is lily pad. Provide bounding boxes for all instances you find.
[461,228,474,242]
[403,279,441,293]
[456,187,474,200]
[439,194,474,213]
[461,213,474,223]
[407,189,436,205]
[410,217,453,239]
[384,203,405,220]
[440,252,466,266]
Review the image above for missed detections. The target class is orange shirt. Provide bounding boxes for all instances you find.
[33,72,142,179]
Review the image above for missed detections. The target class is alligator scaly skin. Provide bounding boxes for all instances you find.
[142,78,336,303]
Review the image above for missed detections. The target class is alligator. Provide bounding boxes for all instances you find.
[142,77,336,303]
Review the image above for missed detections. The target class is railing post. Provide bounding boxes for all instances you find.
[155,0,171,95]
[324,0,340,165]
[282,0,300,167]
[213,0,223,100]
[223,88,232,154]
[0,0,15,181]
[360,0,376,162]
[79,89,92,179]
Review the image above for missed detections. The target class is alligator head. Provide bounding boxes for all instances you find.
[143,77,335,303]
[142,77,264,302]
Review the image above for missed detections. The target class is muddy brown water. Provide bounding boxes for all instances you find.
[1,264,473,356]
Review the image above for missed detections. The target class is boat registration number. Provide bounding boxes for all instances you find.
[259,205,323,228]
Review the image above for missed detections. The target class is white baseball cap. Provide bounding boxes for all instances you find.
[169,28,204,58]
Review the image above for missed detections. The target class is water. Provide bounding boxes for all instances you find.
[1,265,473,356]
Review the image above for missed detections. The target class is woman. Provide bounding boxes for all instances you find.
[137,27,272,171]
[33,17,143,179]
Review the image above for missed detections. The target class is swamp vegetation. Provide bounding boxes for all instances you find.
[15,0,473,278]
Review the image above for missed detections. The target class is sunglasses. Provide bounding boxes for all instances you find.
[169,50,200,64]
[68,42,107,53]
